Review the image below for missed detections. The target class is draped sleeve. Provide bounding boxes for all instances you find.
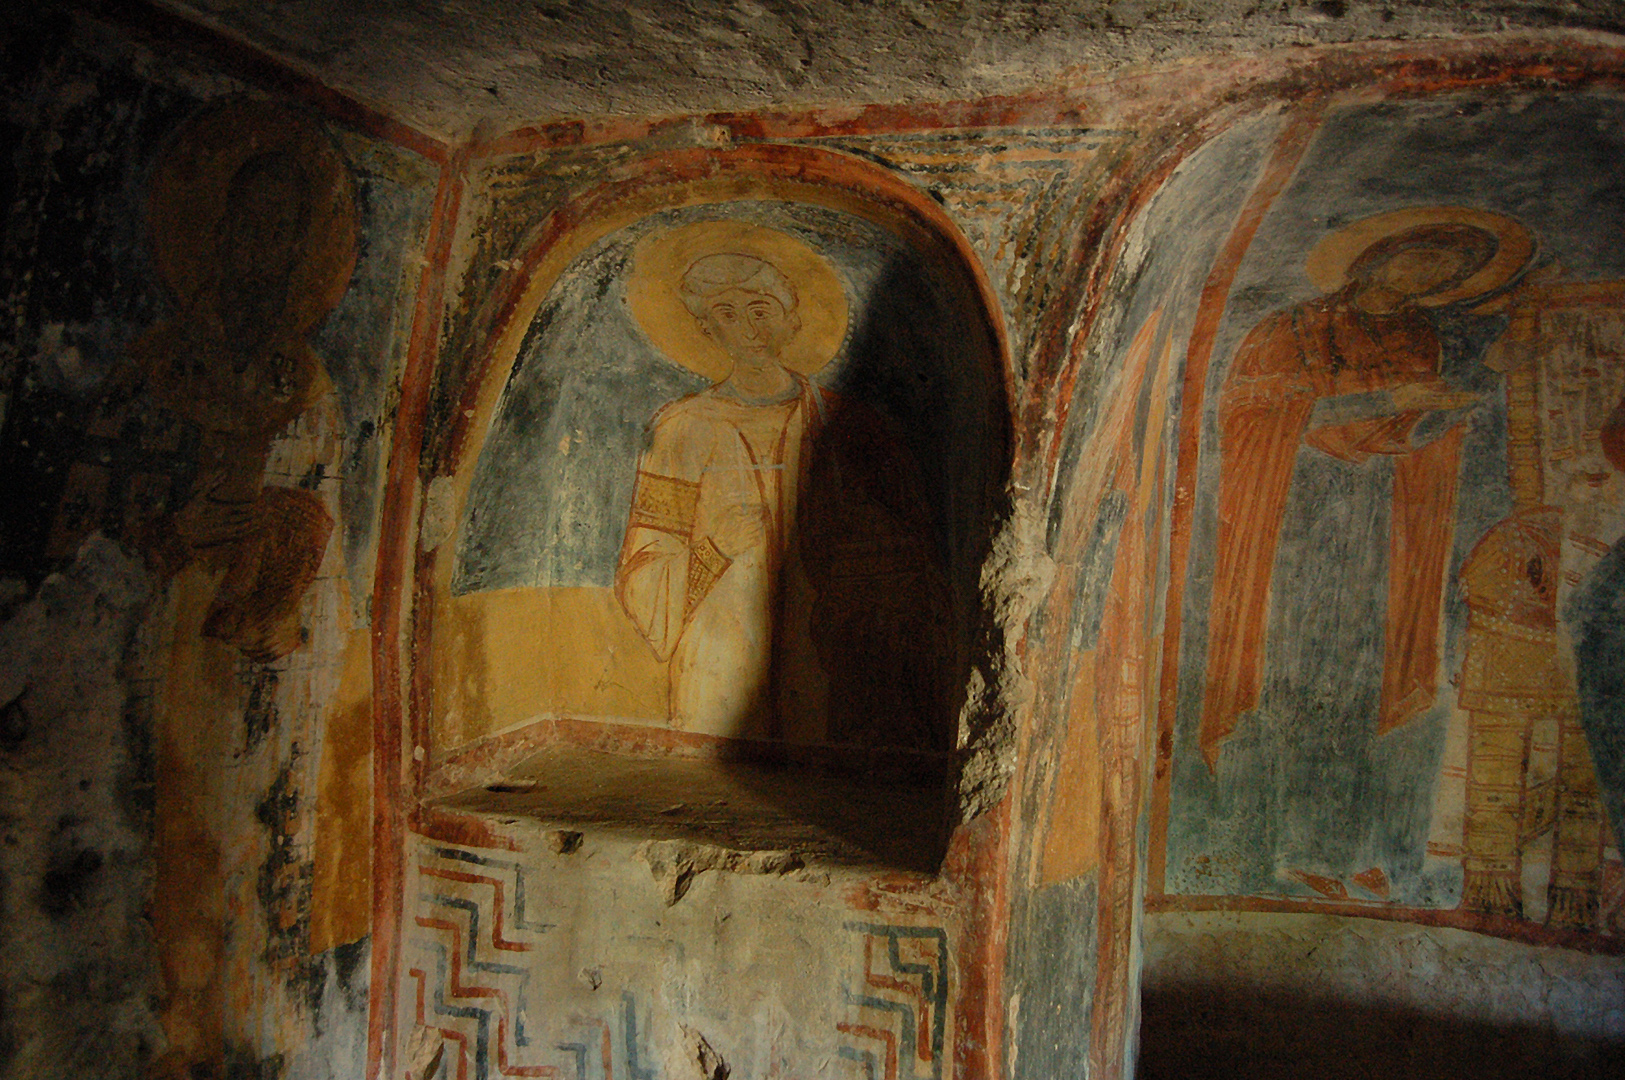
[1198,297,1455,763]
[614,401,730,661]
[1199,306,1322,766]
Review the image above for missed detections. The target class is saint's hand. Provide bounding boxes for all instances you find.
[709,503,768,557]
[172,471,261,549]
[1390,381,1483,413]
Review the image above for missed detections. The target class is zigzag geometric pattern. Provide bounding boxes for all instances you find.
[402,842,658,1080]
[835,922,950,1080]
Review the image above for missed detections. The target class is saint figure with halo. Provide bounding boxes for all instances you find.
[1200,206,1535,769]
[617,221,949,747]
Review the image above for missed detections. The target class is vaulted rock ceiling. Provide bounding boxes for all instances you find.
[161,0,1625,138]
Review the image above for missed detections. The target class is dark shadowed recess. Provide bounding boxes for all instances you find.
[1138,986,1625,1079]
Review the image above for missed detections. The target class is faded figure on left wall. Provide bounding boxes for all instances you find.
[58,103,357,656]
[49,99,359,659]
[42,98,369,1078]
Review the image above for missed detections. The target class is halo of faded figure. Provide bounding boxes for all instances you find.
[1200,206,1625,930]
[615,240,953,751]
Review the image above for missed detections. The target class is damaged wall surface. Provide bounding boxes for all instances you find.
[7,3,1625,1080]
[0,7,437,1077]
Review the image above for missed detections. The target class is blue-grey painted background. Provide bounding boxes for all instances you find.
[452,199,1005,643]
[1166,92,1625,911]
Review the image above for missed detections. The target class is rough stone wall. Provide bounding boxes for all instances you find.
[1140,911,1625,1078]
[0,539,154,1076]
[161,1,1625,139]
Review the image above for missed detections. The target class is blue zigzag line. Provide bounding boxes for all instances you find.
[422,893,535,1049]
[841,986,922,1080]
[842,923,950,1080]
[424,939,493,1080]
[556,1042,588,1080]
[837,1046,877,1080]
[621,991,656,1080]
[429,845,557,934]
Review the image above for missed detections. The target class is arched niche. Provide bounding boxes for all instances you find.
[412,145,1011,869]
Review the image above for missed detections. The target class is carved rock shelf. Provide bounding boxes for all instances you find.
[430,738,953,873]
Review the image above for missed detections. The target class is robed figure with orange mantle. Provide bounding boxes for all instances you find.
[1201,208,1534,770]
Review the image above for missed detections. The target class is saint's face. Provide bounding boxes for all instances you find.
[1370,246,1469,299]
[215,154,311,361]
[700,287,798,366]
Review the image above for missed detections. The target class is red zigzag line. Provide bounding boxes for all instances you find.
[417,915,561,1078]
[862,934,933,1064]
[408,967,470,1080]
[837,1022,900,1080]
[422,865,533,951]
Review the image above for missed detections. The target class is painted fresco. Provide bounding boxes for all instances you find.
[397,831,957,1080]
[0,33,434,1072]
[444,202,1001,752]
[1006,116,1283,1080]
[1160,93,1625,937]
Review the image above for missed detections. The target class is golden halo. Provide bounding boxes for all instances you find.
[146,98,358,335]
[1305,206,1534,307]
[626,220,849,382]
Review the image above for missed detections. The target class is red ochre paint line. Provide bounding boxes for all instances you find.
[415,917,563,1078]
[862,935,933,1063]
[407,969,474,1080]
[565,1018,616,1080]
[1147,104,1325,899]
[370,149,468,1080]
[866,973,934,1064]
[421,867,533,952]
[411,968,427,1025]
[838,1023,901,1080]
[465,95,1093,159]
[1025,115,1235,513]
[415,806,522,854]
[439,1030,472,1080]
[410,969,471,1080]
[415,916,506,1003]
[933,796,1006,1080]
[408,550,435,803]
[465,39,1625,162]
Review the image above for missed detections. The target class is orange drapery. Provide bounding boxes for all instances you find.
[1199,291,1464,766]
